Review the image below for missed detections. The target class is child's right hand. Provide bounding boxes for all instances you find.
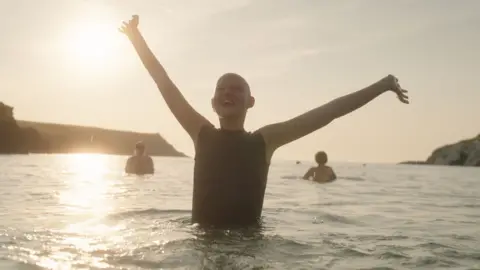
[119,15,140,37]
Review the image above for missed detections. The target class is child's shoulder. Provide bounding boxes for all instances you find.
[319,165,333,171]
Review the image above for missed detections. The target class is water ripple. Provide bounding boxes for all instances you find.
[0,155,479,269]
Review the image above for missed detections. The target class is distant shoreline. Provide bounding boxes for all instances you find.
[0,152,191,158]
[17,120,187,157]
[0,101,186,157]
[398,134,480,167]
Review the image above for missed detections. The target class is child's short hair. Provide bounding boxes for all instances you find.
[315,151,328,164]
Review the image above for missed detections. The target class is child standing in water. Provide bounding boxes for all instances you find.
[303,151,337,183]
[119,15,408,228]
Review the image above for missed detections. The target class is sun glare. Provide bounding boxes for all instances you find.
[71,23,117,59]
[62,8,124,74]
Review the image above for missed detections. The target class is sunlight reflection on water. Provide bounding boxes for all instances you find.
[59,154,113,215]
[48,154,126,269]
[1,155,479,269]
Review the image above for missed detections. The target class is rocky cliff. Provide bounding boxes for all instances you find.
[16,121,186,157]
[425,135,480,167]
[1,101,186,157]
[0,102,47,154]
[400,134,480,167]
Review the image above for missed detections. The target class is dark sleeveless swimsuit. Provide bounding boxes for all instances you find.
[192,125,269,228]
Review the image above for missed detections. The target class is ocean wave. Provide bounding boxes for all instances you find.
[280,175,366,182]
[107,208,190,220]
[280,175,302,180]
[313,201,362,207]
[316,211,363,225]
[378,250,410,259]
[340,176,366,181]
[0,260,45,270]
[2,155,480,269]
[96,233,312,269]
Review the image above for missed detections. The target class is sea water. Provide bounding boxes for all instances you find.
[0,154,479,269]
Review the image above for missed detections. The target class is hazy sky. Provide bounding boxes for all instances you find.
[1,0,479,163]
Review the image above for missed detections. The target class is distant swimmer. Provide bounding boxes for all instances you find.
[303,151,336,183]
[119,15,409,228]
[125,141,154,175]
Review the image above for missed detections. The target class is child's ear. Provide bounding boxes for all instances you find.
[247,96,255,108]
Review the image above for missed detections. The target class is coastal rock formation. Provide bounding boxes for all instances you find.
[400,134,480,167]
[0,102,13,121]
[0,102,22,153]
[398,161,427,165]
[1,101,185,157]
[0,102,47,154]
[17,121,186,157]
[426,135,480,167]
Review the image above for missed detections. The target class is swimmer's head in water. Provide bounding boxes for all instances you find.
[135,141,145,155]
[211,73,255,119]
[315,151,328,165]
